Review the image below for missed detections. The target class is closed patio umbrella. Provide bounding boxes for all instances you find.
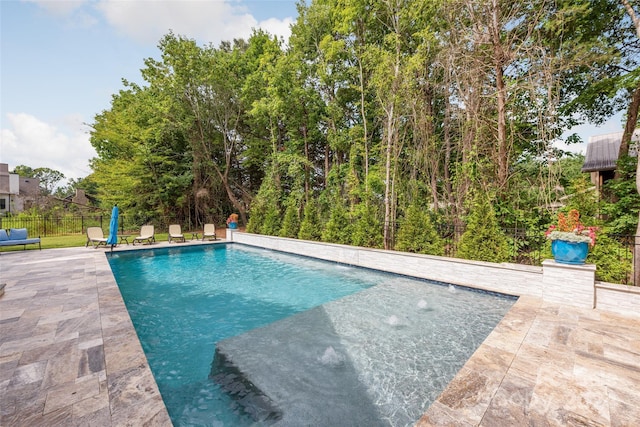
[106,205,119,250]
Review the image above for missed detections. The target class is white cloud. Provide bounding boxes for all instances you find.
[25,0,294,45]
[23,0,88,17]
[95,0,292,46]
[258,16,294,42]
[0,113,97,184]
[23,0,99,29]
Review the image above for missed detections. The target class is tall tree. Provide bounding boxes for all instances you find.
[91,82,191,220]
[33,168,65,195]
[143,33,246,223]
[620,0,640,285]
[10,165,65,195]
[366,0,416,249]
[617,0,640,170]
[11,165,34,177]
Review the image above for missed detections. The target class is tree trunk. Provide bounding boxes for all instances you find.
[218,167,246,224]
[495,63,508,189]
[621,0,640,38]
[324,145,330,188]
[444,74,453,208]
[635,209,640,286]
[381,0,403,251]
[491,0,509,190]
[302,123,310,202]
[615,81,640,180]
[635,152,640,285]
[383,102,395,250]
[635,147,640,285]
[620,0,640,285]
[358,57,370,190]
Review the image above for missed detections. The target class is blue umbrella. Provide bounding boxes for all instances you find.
[106,205,119,248]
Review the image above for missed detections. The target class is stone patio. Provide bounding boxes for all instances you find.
[1,242,639,426]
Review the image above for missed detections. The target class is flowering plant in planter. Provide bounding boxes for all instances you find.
[226,213,239,227]
[545,209,597,247]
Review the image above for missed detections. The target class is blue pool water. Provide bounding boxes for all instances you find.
[108,244,515,426]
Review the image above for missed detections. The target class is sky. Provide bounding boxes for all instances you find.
[0,0,627,188]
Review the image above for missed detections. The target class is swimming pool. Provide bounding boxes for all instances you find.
[108,244,515,426]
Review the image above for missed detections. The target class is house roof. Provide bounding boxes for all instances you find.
[581,130,639,172]
[581,135,620,172]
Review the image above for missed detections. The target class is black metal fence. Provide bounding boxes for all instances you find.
[431,225,546,266]
[0,215,133,237]
[1,214,636,285]
[609,234,638,286]
[404,225,637,286]
[0,215,210,237]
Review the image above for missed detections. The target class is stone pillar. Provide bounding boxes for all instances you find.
[542,260,596,308]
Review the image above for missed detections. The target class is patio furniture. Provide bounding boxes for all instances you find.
[203,223,217,241]
[133,225,155,245]
[0,228,41,251]
[168,224,185,243]
[86,227,108,249]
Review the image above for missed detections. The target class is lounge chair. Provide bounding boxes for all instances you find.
[202,223,217,241]
[133,225,155,245]
[168,224,185,243]
[86,227,108,248]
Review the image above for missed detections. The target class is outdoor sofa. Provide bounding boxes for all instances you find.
[0,228,41,251]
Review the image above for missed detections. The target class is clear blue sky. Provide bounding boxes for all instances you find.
[0,0,625,186]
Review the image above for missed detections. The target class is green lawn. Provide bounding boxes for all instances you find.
[0,233,171,252]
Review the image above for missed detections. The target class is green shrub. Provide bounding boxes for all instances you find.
[321,201,352,244]
[588,233,633,283]
[395,204,444,255]
[298,199,322,241]
[246,170,281,235]
[351,202,383,248]
[456,193,509,263]
[602,155,639,235]
[279,198,300,238]
[245,199,264,233]
[261,205,281,236]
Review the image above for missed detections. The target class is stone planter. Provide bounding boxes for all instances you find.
[551,240,589,265]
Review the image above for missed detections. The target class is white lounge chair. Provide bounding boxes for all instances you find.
[202,223,217,241]
[133,225,155,245]
[168,224,185,243]
[86,227,108,248]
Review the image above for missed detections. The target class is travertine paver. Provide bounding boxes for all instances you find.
[1,243,639,426]
[418,296,640,426]
[0,242,218,426]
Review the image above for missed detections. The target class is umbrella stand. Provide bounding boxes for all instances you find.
[106,205,119,255]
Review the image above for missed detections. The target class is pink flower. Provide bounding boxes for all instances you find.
[546,210,598,247]
[544,224,556,237]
